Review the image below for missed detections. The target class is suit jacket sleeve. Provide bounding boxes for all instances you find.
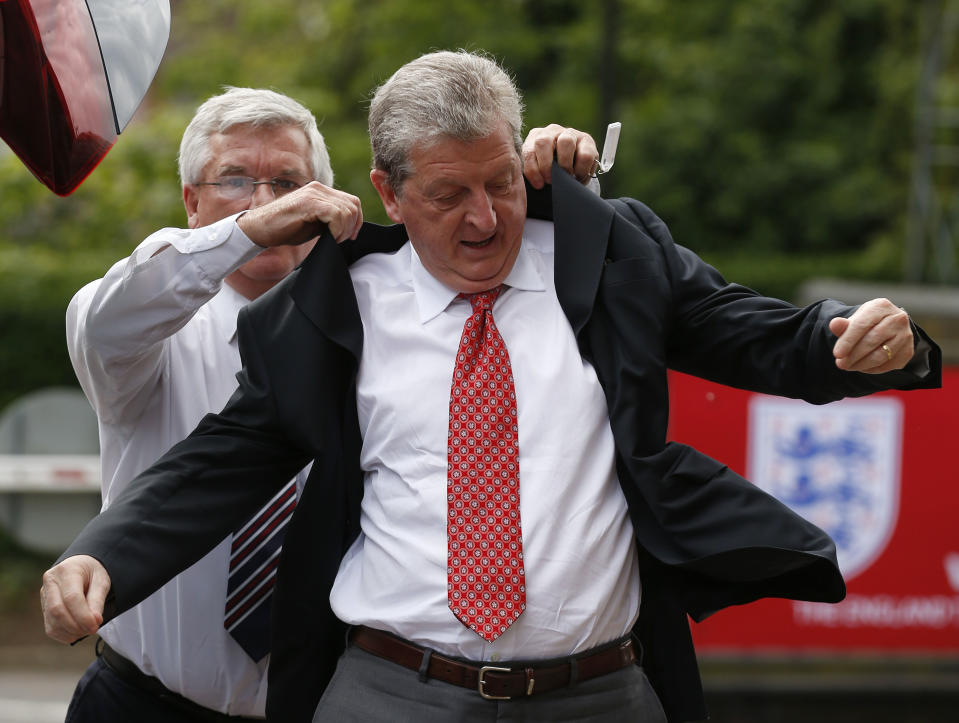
[59,286,311,622]
[609,197,941,402]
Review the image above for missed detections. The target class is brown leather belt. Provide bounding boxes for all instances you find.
[349,625,637,700]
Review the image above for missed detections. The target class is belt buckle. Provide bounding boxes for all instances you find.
[478,665,513,700]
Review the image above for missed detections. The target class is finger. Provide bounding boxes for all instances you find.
[554,129,580,174]
[842,340,907,374]
[41,568,96,643]
[832,318,871,365]
[85,564,112,626]
[521,126,550,189]
[522,157,547,189]
[835,329,889,371]
[572,136,600,183]
[352,195,364,238]
[883,331,915,368]
[326,195,364,243]
[349,200,364,240]
[41,573,75,643]
[828,316,849,339]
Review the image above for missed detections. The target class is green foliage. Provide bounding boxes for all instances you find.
[0,0,950,409]
[614,0,920,259]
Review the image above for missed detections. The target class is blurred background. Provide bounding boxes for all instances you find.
[0,0,957,721]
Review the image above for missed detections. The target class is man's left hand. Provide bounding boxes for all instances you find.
[830,298,914,373]
[522,124,599,189]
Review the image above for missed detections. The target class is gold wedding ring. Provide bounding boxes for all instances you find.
[881,343,892,361]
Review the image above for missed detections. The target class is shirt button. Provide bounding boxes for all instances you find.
[489,653,500,662]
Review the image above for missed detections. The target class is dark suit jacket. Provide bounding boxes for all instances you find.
[64,166,942,722]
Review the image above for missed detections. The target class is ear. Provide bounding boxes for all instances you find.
[370,169,404,224]
[183,184,201,229]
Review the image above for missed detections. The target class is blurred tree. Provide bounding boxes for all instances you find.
[615,2,920,265]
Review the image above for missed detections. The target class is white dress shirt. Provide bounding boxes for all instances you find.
[330,219,641,661]
[67,213,307,717]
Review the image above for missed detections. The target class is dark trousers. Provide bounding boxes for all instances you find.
[65,653,262,723]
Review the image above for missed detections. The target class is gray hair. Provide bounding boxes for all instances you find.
[368,50,524,191]
[178,87,333,186]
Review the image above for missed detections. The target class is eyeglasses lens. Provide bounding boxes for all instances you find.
[214,176,303,200]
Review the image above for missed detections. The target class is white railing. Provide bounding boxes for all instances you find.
[0,454,100,492]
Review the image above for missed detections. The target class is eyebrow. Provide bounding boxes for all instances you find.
[214,165,310,178]
[214,165,247,176]
[422,166,516,196]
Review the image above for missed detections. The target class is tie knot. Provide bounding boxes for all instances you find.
[465,285,502,313]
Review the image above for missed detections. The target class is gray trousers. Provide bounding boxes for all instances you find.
[313,645,668,722]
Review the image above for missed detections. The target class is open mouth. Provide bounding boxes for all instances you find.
[461,236,494,249]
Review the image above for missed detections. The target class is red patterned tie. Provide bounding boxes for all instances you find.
[448,286,526,642]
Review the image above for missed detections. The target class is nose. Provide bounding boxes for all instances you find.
[248,181,276,209]
[464,192,497,235]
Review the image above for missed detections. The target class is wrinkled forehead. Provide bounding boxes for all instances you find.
[205,124,312,174]
[405,127,522,185]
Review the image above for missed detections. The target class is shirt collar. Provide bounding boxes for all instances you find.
[410,234,546,324]
[209,282,250,344]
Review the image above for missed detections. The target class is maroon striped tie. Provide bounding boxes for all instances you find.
[224,479,297,660]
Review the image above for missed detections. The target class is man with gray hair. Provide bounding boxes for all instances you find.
[44,52,939,723]
[56,82,598,722]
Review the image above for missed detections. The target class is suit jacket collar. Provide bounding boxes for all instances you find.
[285,223,400,362]
[288,164,613,358]
[544,163,614,338]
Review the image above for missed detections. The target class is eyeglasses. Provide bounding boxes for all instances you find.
[194,175,307,201]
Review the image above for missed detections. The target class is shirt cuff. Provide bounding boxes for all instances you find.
[130,213,263,285]
[903,331,932,378]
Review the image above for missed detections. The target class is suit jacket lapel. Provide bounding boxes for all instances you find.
[288,224,407,361]
[549,164,613,337]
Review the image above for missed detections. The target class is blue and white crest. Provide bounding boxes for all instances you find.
[748,396,903,581]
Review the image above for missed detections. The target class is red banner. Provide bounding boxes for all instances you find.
[667,368,959,653]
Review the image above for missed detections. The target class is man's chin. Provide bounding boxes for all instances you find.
[453,269,511,294]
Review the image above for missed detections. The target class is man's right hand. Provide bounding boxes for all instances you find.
[522,124,599,188]
[237,181,364,248]
[41,555,112,644]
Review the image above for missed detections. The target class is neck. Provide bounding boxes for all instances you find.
[224,272,274,301]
